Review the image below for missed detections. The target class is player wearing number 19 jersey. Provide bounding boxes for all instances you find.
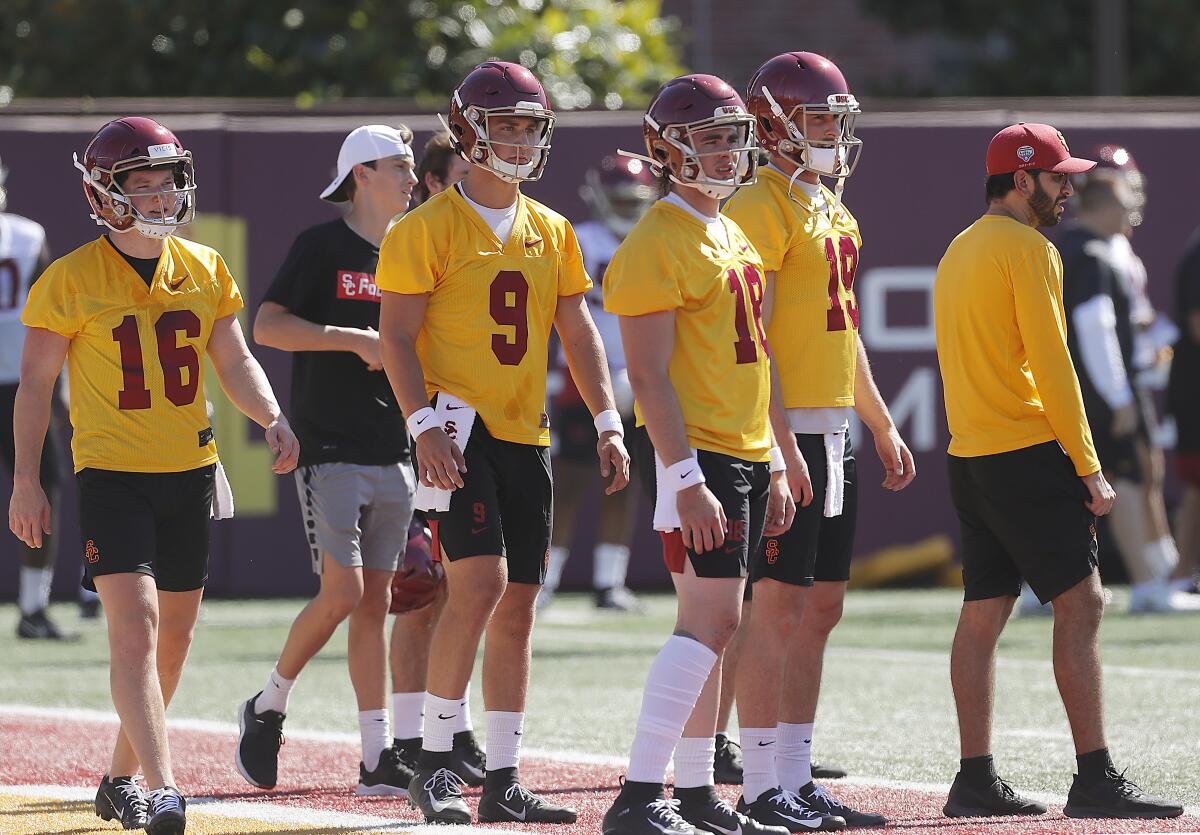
[376,61,628,826]
[11,117,299,835]
[722,52,914,829]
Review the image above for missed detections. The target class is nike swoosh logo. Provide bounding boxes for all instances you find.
[446,404,467,410]
[705,822,741,835]
[497,802,526,821]
[756,740,775,746]
[459,760,485,779]
[680,470,695,480]
[437,713,457,720]
[777,812,821,828]
[168,276,188,290]
[430,795,453,812]
[416,416,429,425]
[804,739,812,744]
[471,526,487,535]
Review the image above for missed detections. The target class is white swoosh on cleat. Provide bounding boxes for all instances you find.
[497,803,526,821]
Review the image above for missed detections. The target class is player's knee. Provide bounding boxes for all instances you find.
[317,575,365,620]
[801,596,844,637]
[1052,577,1105,628]
[354,583,392,621]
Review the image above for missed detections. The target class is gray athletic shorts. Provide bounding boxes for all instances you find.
[294,461,415,574]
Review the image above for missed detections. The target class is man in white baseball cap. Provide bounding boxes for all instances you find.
[321,124,415,203]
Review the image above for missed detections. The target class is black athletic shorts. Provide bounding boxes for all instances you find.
[78,464,216,593]
[0,382,63,492]
[752,431,857,587]
[948,441,1098,604]
[427,420,553,585]
[630,426,769,579]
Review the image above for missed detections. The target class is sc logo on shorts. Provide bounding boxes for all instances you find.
[84,539,101,564]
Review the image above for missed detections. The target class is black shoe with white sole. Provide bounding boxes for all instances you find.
[603,787,699,835]
[942,772,1047,817]
[737,788,846,832]
[235,693,285,789]
[356,746,413,797]
[145,786,186,835]
[677,785,791,835]
[408,766,471,824]
[448,729,486,786]
[478,780,578,823]
[95,775,149,830]
[795,782,886,829]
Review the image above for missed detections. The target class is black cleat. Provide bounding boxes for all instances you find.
[392,736,421,773]
[479,781,578,823]
[235,693,285,789]
[17,609,75,640]
[811,762,847,780]
[678,785,790,835]
[408,766,471,824]
[356,746,413,797]
[796,782,886,829]
[714,733,744,784]
[738,788,846,832]
[95,775,149,829]
[1063,769,1184,819]
[145,786,186,835]
[604,791,699,834]
[942,772,1047,817]
[448,729,486,786]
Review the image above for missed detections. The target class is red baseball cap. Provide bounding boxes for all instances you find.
[986,123,1097,176]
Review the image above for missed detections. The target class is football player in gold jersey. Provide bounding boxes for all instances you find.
[377,61,628,825]
[723,52,915,828]
[601,74,821,835]
[9,117,299,834]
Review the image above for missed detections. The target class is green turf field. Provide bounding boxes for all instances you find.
[3,589,1197,805]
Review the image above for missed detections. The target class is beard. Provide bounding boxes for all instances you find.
[1030,180,1063,227]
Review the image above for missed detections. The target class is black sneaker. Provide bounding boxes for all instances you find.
[942,772,1047,817]
[479,781,578,823]
[393,736,421,773]
[95,774,148,829]
[714,733,744,784]
[811,762,847,780]
[1063,769,1183,819]
[448,729,486,786]
[678,785,790,835]
[235,693,285,789]
[357,746,413,797]
[408,766,471,824]
[145,786,186,835]
[17,609,74,640]
[603,791,699,834]
[796,782,886,828]
[738,788,846,832]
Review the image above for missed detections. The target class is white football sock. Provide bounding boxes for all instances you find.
[593,543,631,590]
[776,722,814,790]
[423,692,460,753]
[626,635,717,784]
[359,709,391,772]
[485,710,524,771]
[255,666,295,715]
[18,566,51,616]
[740,727,778,801]
[391,691,425,740]
[673,736,716,789]
[454,688,474,733]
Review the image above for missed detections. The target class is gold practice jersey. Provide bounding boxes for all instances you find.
[23,235,243,473]
[935,215,1100,476]
[604,199,772,462]
[376,186,591,446]
[724,167,862,408]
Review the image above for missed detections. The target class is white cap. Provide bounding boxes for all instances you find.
[320,124,414,202]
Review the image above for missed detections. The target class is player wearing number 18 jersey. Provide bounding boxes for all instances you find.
[723,52,914,828]
[10,117,300,835]
[377,61,628,825]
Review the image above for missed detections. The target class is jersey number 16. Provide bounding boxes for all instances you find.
[112,310,201,410]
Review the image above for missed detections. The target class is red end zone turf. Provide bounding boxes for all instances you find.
[0,714,1195,834]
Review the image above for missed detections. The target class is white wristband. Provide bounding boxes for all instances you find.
[665,457,705,492]
[594,409,624,437]
[768,446,786,473]
[407,407,438,439]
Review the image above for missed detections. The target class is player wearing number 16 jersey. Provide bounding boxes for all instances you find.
[376,61,629,825]
[722,52,914,828]
[10,117,300,835]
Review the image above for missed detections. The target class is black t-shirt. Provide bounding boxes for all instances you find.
[1168,227,1200,445]
[1059,224,1136,419]
[262,219,408,466]
[105,235,158,286]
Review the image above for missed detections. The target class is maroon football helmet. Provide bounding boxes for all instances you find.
[389,518,445,614]
[441,61,555,183]
[1090,143,1146,226]
[579,154,656,238]
[73,116,196,237]
[747,52,862,180]
[637,74,757,199]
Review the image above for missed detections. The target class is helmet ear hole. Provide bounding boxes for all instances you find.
[759,116,774,136]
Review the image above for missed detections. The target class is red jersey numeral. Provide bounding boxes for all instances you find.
[823,235,860,332]
[727,264,768,364]
[112,311,202,410]
[490,270,529,365]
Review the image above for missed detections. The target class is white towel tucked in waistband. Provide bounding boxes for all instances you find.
[822,432,846,518]
[652,448,699,532]
[413,393,477,512]
[211,460,235,520]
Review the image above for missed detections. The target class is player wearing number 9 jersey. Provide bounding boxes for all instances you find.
[11,116,299,834]
[376,62,628,826]
[720,52,914,827]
